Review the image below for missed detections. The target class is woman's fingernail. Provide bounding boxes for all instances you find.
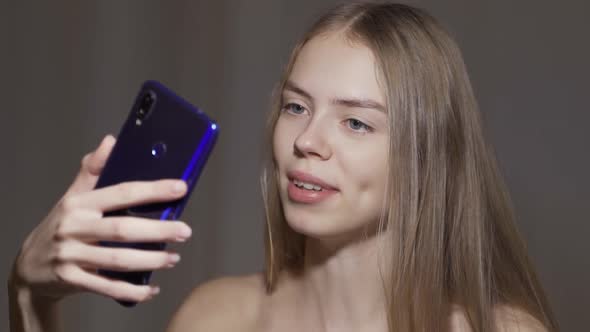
[172,181,187,193]
[97,135,108,148]
[151,286,160,295]
[100,134,114,145]
[169,253,181,263]
[178,225,192,238]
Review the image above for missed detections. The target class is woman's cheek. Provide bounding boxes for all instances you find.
[273,119,296,166]
[341,140,388,186]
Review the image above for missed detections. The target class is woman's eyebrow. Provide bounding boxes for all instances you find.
[333,98,386,113]
[284,80,386,113]
[284,80,313,100]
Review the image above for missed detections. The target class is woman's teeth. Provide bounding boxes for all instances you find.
[293,179,323,191]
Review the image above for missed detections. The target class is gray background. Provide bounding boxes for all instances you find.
[1,0,588,331]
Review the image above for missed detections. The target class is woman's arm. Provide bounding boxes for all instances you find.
[9,274,61,332]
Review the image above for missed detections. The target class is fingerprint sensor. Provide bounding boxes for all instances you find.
[151,142,167,158]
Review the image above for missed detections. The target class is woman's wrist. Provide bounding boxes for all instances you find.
[8,269,62,332]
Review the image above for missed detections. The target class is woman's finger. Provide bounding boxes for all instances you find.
[66,179,187,212]
[55,263,159,302]
[66,135,116,196]
[57,241,181,272]
[59,216,192,243]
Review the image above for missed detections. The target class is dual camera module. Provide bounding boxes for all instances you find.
[135,91,166,158]
[136,91,155,121]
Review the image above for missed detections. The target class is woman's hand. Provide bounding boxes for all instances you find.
[10,135,193,304]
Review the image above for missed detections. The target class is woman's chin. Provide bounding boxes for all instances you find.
[285,214,366,242]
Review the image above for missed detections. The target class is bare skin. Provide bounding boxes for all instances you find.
[165,273,548,332]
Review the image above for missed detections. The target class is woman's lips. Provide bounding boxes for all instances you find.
[286,170,338,191]
[286,170,339,204]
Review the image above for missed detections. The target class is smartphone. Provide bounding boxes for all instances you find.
[94,80,218,307]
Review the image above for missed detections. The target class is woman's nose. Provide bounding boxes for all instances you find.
[293,119,332,160]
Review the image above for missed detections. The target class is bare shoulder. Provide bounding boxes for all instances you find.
[494,305,549,332]
[166,273,266,332]
[448,305,473,332]
[449,305,549,332]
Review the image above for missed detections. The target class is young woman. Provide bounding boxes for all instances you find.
[9,2,559,331]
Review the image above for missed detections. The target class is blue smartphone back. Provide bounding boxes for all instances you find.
[94,80,218,306]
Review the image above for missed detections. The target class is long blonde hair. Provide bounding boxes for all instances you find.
[260,2,558,331]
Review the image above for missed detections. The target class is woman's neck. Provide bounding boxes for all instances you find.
[296,231,390,331]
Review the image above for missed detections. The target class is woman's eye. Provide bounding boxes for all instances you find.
[282,103,307,115]
[346,118,372,133]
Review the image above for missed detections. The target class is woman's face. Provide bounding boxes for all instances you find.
[273,32,389,241]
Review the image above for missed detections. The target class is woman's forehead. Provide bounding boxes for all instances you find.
[287,32,386,106]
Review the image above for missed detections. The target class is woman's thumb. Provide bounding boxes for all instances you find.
[66,135,116,195]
